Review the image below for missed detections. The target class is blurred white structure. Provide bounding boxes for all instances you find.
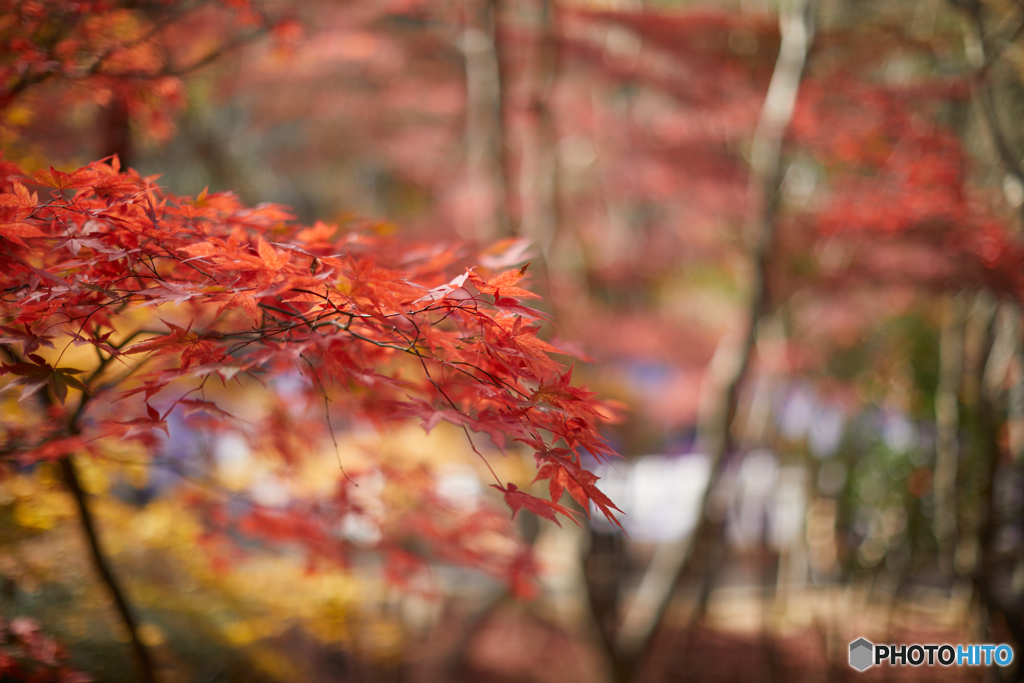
[591,451,808,556]
[591,454,712,542]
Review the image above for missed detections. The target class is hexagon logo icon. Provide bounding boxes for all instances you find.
[849,638,874,671]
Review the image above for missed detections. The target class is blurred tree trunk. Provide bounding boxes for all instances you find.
[935,294,965,576]
[519,0,560,255]
[462,0,513,240]
[953,4,1024,676]
[598,1,817,681]
[102,94,133,168]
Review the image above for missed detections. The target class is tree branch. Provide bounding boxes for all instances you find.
[59,455,158,683]
[5,338,159,683]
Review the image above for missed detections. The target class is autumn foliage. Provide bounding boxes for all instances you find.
[0,152,623,580]
[0,0,295,150]
[0,2,623,678]
[9,0,1024,680]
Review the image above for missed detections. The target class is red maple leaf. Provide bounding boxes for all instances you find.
[490,482,580,527]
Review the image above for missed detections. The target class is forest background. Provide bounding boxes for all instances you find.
[2,0,1024,681]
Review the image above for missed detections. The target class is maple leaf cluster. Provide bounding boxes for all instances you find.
[561,6,1024,317]
[196,463,542,598]
[0,156,623,576]
[575,8,1021,284]
[782,74,1024,302]
[0,0,292,149]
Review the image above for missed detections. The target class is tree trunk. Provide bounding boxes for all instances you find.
[607,1,817,680]
[60,456,158,683]
[934,294,965,575]
[462,0,513,241]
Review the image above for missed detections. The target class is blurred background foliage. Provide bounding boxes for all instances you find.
[3,0,1024,680]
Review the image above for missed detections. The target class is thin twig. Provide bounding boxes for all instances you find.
[300,354,356,485]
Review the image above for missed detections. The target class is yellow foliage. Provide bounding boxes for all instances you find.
[248,647,302,682]
[138,622,166,647]
[76,459,110,496]
[8,472,75,531]
[13,492,74,531]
